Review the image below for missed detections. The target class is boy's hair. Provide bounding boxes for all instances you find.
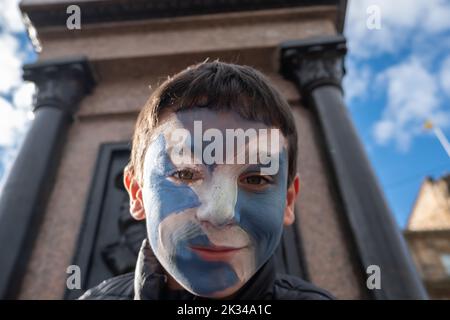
[127,61,298,187]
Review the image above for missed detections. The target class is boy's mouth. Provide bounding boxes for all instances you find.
[189,245,246,261]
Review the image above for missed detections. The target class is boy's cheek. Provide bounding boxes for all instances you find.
[236,193,286,258]
[234,166,288,265]
[142,185,198,249]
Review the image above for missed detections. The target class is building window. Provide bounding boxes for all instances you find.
[441,254,450,276]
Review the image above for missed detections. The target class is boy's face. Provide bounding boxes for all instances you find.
[132,108,296,298]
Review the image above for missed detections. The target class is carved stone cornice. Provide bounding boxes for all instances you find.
[280,35,347,98]
[20,0,341,28]
[23,57,96,115]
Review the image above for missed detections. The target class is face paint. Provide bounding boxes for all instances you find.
[142,109,289,298]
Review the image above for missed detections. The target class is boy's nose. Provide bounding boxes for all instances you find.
[196,178,238,228]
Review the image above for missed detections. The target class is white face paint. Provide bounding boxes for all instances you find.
[142,109,289,298]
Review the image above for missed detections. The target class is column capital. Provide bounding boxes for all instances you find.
[23,56,96,115]
[280,35,347,98]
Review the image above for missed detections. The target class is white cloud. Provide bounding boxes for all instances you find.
[422,0,450,33]
[345,0,450,58]
[0,0,25,33]
[0,33,22,93]
[0,93,33,192]
[372,57,450,151]
[343,59,371,103]
[13,81,35,110]
[440,55,450,95]
[373,120,394,145]
[0,96,30,146]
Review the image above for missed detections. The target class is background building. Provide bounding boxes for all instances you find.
[405,175,450,299]
[0,0,426,300]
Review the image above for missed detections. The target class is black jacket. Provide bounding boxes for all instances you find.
[79,240,334,300]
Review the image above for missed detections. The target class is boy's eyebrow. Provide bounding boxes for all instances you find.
[241,164,266,172]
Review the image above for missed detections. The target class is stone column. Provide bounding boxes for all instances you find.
[280,35,427,299]
[0,57,96,298]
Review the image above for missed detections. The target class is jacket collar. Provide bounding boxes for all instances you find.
[133,239,276,300]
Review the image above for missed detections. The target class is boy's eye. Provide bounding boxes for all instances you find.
[244,176,266,185]
[240,174,272,186]
[171,169,196,181]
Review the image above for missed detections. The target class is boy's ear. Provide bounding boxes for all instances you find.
[283,174,300,226]
[123,168,146,221]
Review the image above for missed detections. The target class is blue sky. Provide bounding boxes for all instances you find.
[0,0,449,228]
[343,0,450,227]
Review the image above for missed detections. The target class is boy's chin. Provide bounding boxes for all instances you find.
[188,280,246,299]
[163,264,250,299]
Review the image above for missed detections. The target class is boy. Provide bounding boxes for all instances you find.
[80,61,334,300]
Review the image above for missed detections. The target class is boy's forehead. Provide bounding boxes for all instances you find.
[156,108,281,135]
[176,108,268,132]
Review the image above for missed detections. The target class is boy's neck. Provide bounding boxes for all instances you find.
[166,272,184,291]
[164,270,239,299]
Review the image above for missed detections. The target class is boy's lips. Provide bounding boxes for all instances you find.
[189,245,246,261]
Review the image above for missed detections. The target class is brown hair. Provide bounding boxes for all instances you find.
[127,61,298,186]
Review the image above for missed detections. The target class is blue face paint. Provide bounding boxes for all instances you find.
[143,134,239,296]
[143,134,201,249]
[236,150,288,267]
[141,109,290,298]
